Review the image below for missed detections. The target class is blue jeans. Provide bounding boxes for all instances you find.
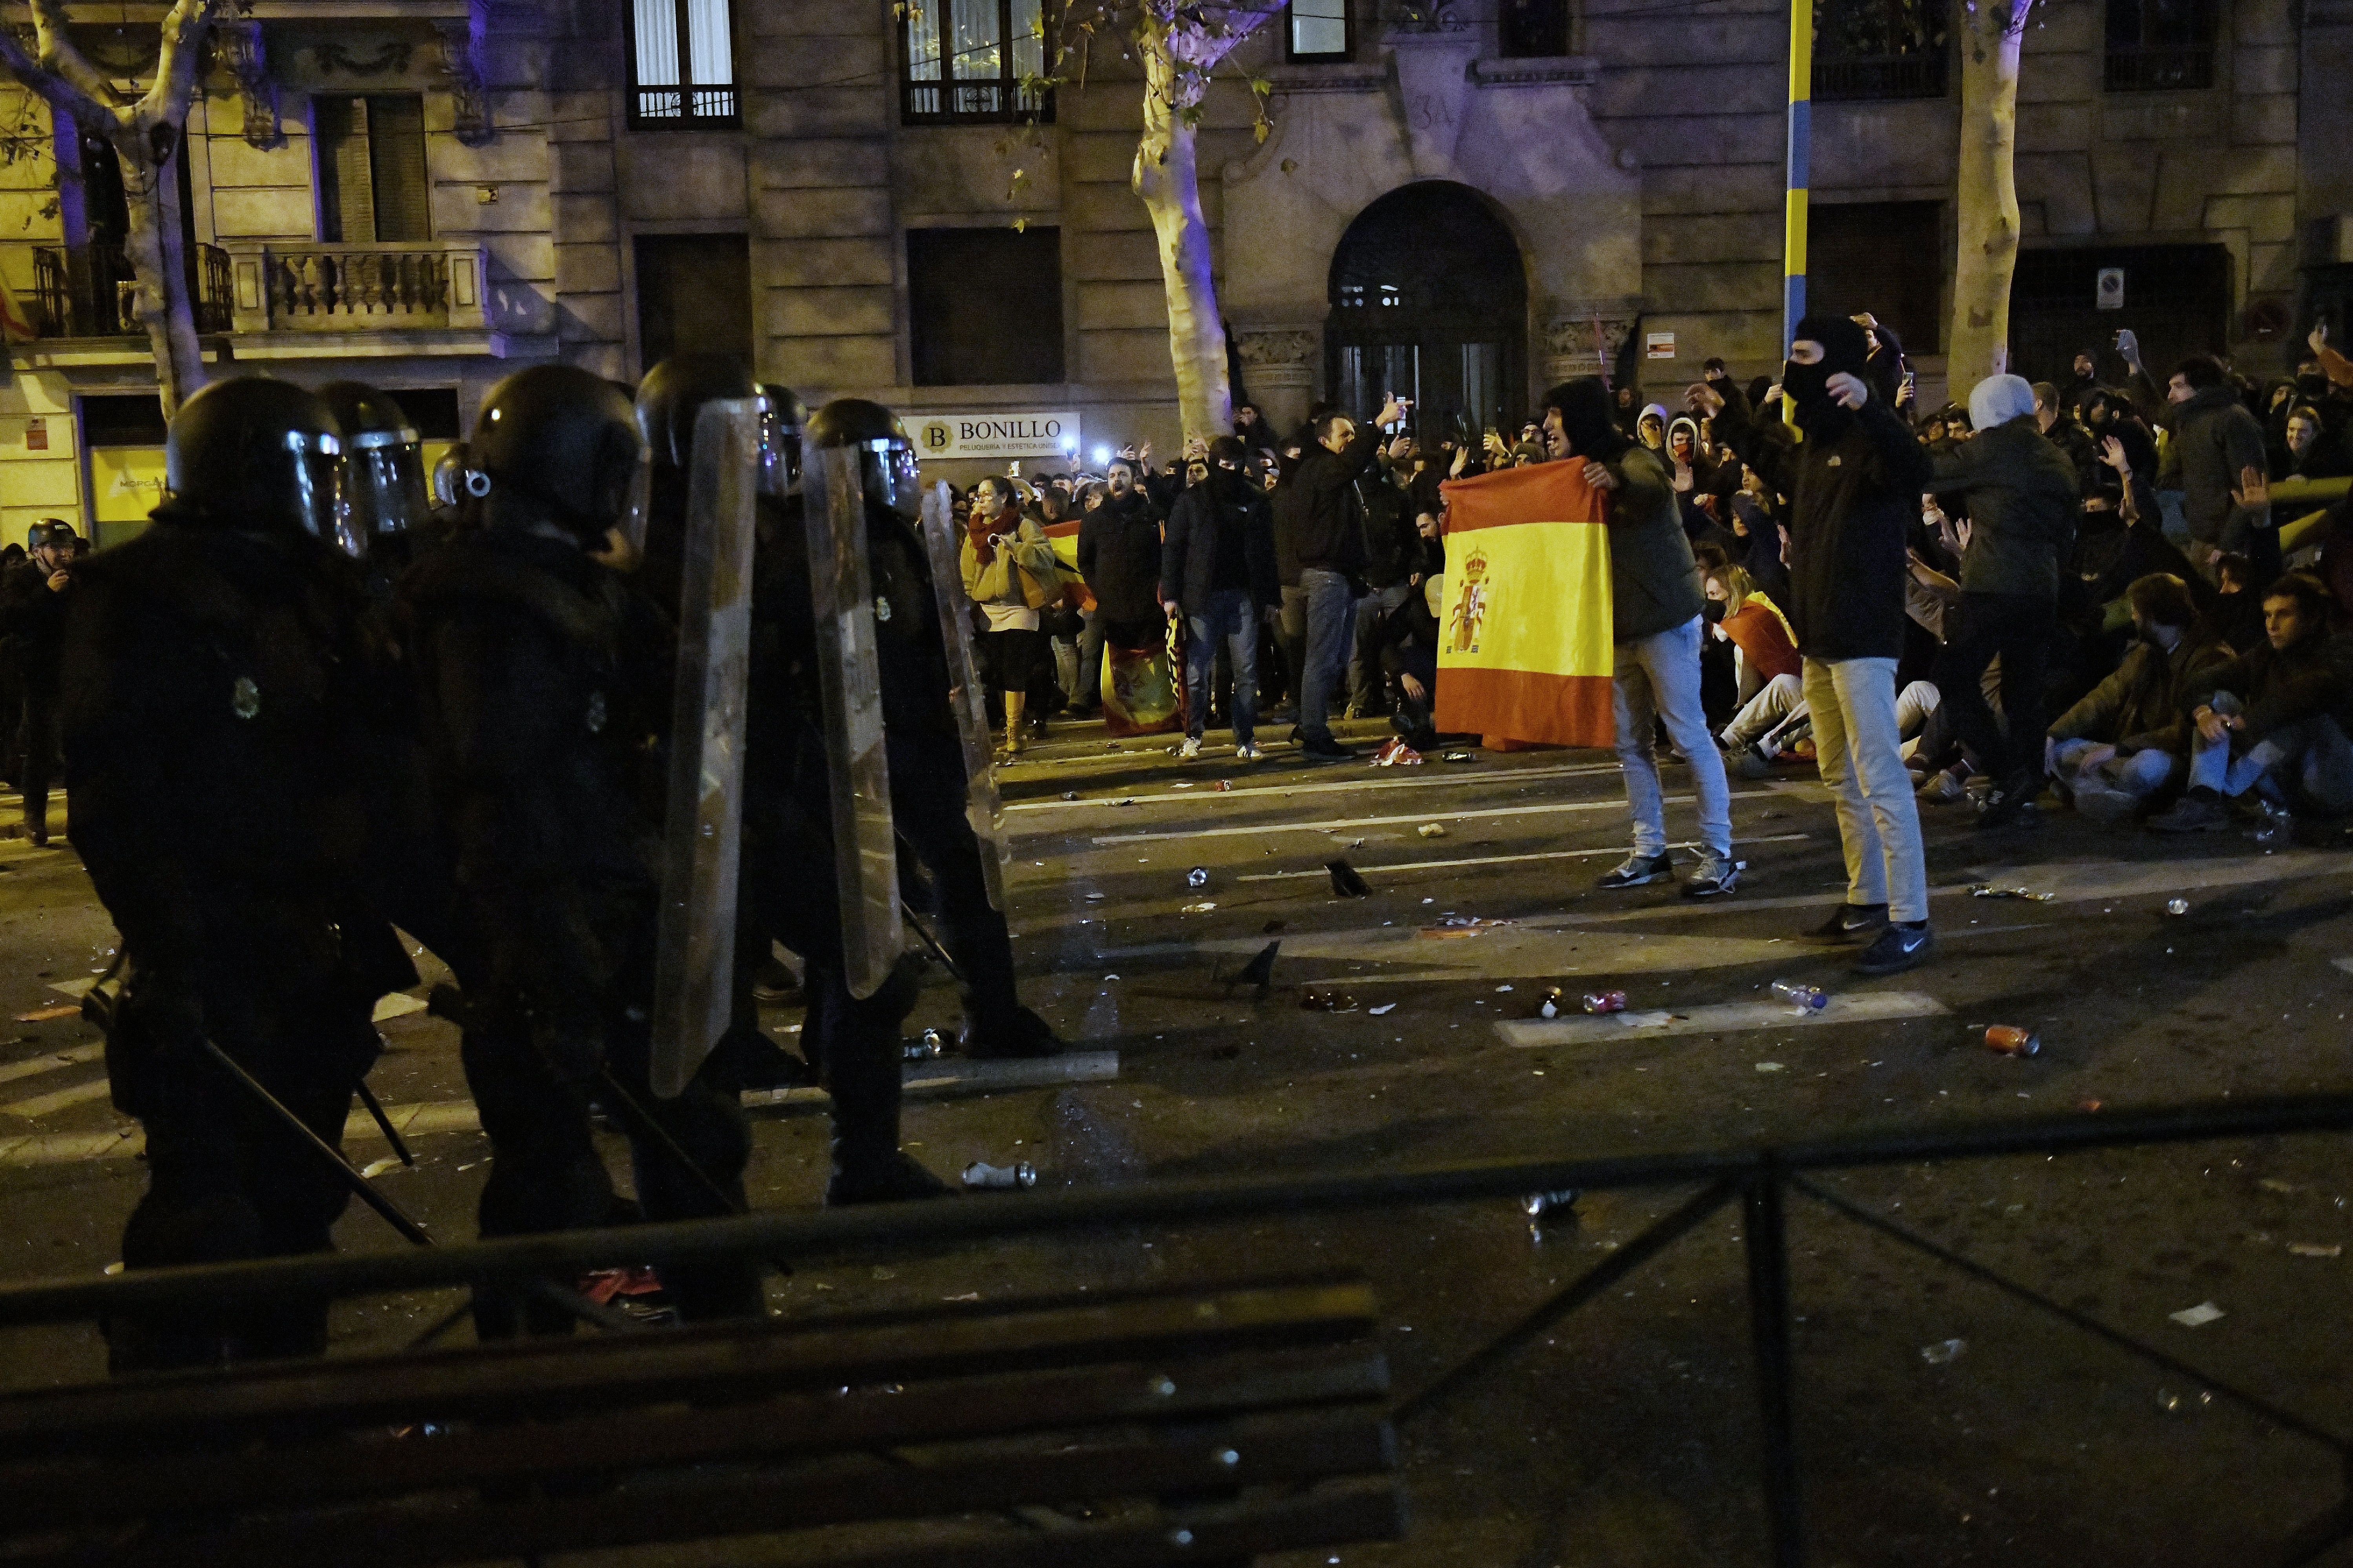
[1299,567,1355,743]
[1075,608,1105,709]
[1612,615,1733,863]
[2190,692,2353,811]
[1185,588,1259,745]
[2052,738,2178,800]
[1350,582,1411,709]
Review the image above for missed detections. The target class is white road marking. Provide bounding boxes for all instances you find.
[1494,991,1948,1047]
[372,993,429,1023]
[4,1076,114,1119]
[0,1042,104,1086]
[1008,761,1623,813]
[1236,833,1810,882]
[1093,791,1778,846]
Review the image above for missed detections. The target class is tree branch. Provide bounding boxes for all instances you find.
[20,0,129,111]
[0,14,113,133]
[145,0,217,123]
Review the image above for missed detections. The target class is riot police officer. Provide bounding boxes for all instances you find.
[315,380,433,589]
[0,518,75,845]
[400,363,761,1328]
[60,376,418,1369]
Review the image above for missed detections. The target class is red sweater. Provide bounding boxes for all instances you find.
[1720,596,1801,681]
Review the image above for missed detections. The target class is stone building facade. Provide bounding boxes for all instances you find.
[5,0,2351,535]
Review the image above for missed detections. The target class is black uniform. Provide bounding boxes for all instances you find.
[401,524,759,1326]
[62,510,415,1369]
[0,550,70,841]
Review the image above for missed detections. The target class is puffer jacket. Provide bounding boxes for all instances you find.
[1929,415,2081,599]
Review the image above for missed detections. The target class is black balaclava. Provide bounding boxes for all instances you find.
[1542,376,1629,462]
[1786,314,1873,432]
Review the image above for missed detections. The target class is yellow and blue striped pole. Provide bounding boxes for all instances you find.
[1782,0,1810,351]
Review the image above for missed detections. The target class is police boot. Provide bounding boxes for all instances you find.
[823,1031,950,1206]
[957,1004,1065,1060]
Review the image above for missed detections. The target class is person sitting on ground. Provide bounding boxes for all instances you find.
[2148,572,2353,831]
[1704,563,1800,704]
[1377,573,1443,752]
[2208,551,2268,655]
[2046,573,2229,824]
[1719,674,1943,778]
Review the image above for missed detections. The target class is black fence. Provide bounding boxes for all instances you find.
[25,240,232,338]
[4,1091,2351,1567]
[1815,50,1949,101]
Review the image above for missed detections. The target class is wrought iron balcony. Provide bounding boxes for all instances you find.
[26,241,232,338]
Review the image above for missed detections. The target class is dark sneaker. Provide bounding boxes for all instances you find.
[1301,734,1358,762]
[1596,852,1675,889]
[1853,921,1935,976]
[1810,902,1889,942]
[1974,770,2043,829]
[1682,857,1741,898]
[2148,789,2230,833]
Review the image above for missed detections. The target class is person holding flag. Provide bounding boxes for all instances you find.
[1541,378,1741,898]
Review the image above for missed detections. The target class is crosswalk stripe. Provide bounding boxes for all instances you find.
[1092,790,1778,845]
[4,1077,114,1119]
[1493,990,1949,1047]
[0,1043,104,1087]
[1236,833,1810,882]
[1007,761,1622,814]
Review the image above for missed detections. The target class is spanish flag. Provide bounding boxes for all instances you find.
[1435,461,1615,749]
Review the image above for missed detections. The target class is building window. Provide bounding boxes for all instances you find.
[907,227,1064,386]
[1286,0,1351,62]
[902,0,1052,125]
[635,234,752,371]
[631,0,738,125]
[1813,0,1948,101]
[1499,0,1573,58]
[2105,0,2216,91]
[314,95,431,243]
[1806,200,1944,355]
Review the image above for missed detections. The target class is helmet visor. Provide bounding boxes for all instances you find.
[618,448,652,553]
[757,398,801,498]
[284,428,348,551]
[862,439,921,517]
[343,431,430,537]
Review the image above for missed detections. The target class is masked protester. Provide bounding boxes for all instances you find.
[401,364,765,1332]
[1698,314,1937,974]
[60,376,419,1370]
[1161,435,1281,759]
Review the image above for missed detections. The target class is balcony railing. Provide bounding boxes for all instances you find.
[1815,49,1950,100]
[2104,42,2215,91]
[24,240,232,338]
[221,241,489,334]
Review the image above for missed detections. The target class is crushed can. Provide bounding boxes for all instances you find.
[1522,1189,1580,1218]
[962,1160,1037,1190]
[904,1033,943,1061]
[1985,1025,2041,1057]
[1536,985,1564,1020]
[1582,991,1628,1014]
[1770,980,1829,1011]
[1187,866,1210,889]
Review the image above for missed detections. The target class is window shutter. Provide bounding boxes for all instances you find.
[365,95,431,241]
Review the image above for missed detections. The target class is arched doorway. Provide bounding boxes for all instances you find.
[1326,181,1527,442]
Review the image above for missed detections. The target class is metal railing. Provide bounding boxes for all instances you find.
[1814,49,1950,100]
[23,240,231,338]
[2105,42,2216,91]
[4,1091,2352,1566]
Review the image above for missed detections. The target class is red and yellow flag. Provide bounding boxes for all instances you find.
[1435,461,1615,749]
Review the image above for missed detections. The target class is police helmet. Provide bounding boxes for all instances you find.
[316,382,429,547]
[806,398,921,518]
[429,445,471,510]
[469,365,649,548]
[635,355,756,474]
[163,377,346,548]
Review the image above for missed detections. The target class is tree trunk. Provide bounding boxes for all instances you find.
[1131,27,1232,448]
[114,119,206,417]
[1947,0,2032,395]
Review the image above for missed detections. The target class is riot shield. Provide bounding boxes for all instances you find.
[649,398,759,1098]
[917,480,1011,912]
[800,443,904,1000]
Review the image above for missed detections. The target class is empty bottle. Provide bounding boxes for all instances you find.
[963,1160,1037,1190]
[1984,1025,2040,1057]
[1581,991,1628,1014]
[1187,866,1210,889]
[1522,1189,1580,1218]
[1771,980,1829,1011]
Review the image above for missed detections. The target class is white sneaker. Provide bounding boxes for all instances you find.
[1235,743,1261,762]
[1178,737,1203,760]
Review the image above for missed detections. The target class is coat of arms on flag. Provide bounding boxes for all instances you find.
[1433,461,1616,749]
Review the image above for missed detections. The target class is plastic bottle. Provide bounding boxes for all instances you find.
[905,1028,945,1060]
[962,1160,1037,1190]
[1581,991,1628,1014]
[1984,1025,2040,1057]
[1187,866,1210,888]
[1522,1189,1580,1218]
[1771,980,1829,1011]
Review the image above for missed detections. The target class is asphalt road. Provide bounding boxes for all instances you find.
[3,718,2352,1567]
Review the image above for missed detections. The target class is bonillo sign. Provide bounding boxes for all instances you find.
[912,411,1082,462]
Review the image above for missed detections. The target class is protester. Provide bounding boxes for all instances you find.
[961,475,1059,758]
[1280,393,1406,761]
[1348,435,1422,719]
[2046,573,2227,824]
[1927,373,2082,827]
[0,519,77,845]
[2149,572,2353,830]
[1545,377,1739,898]
[1699,314,1935,972]
[2163,353,2270,569]
[1162,436,1278,760]
[1704,562,1799,703]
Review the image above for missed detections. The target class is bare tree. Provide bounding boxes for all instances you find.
[1946,0,2037,391]
[1027,2,1282,445]
[1,0,219,413]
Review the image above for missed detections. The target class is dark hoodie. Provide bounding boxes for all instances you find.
[1712,314,1931,662]
[1547,377,1705,643]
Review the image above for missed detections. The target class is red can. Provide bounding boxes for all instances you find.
[1582,991,1628,1015]
[1985,1025,2040,1057]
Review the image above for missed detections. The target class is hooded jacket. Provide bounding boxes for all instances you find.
[1711,320,1932,662]
[1162,470,1279,616]
[2171,382,2269,549]
[1929,411,2081,600]
[1546,378,1706,643]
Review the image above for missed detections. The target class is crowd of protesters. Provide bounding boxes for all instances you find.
[950,312,2353,974]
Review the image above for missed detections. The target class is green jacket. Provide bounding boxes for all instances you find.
[1930,416,2080,600]
[1602,445,1706,643]
[2048,630,2229,755]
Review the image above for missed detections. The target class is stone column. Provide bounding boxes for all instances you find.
[1234,327,1321,436]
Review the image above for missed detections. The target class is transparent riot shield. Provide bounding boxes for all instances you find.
[649,398,759,1098]
[800,443,904,1000]
[917,480,1011,912]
